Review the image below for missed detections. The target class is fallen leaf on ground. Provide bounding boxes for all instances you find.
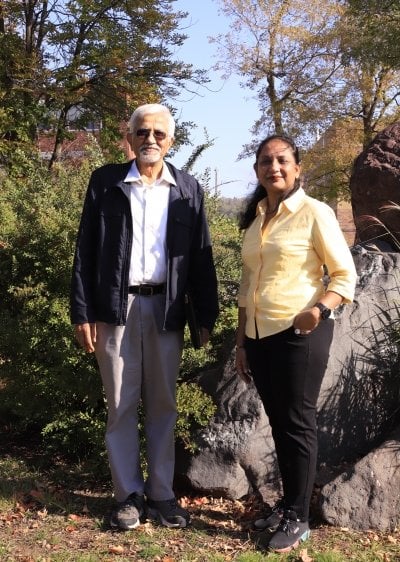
[109,545,124,554]
[15,502,27,513]
[142,521,155,535]
[193,496,209,506]
[299,548,313,562]
[29,489,45,500]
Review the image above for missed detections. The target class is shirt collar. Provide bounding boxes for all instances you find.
[124,160,177,186]
[282,186,305,212]
[258,186,305,215]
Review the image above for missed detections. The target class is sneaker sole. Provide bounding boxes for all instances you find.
[270,529,311,553]
[147,507,188,528]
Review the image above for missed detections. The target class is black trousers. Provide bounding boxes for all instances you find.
[245,320,334,521]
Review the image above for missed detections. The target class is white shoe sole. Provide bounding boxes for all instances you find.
[110,517,141,530]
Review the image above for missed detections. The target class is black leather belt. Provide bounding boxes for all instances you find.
[128,284,166,296]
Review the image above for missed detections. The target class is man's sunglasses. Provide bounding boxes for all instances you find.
[135,128,167,140]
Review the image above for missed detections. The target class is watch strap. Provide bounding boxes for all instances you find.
[314,302,331,320]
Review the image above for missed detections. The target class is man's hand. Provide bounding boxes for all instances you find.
[200,327,210,347]
[74,323,96,353]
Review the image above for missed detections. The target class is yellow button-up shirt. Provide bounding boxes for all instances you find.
[238,188,357,339]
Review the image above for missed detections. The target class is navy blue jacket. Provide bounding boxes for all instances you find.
[70,160,219,332]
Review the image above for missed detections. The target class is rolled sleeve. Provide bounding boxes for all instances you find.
[312,204,357,303]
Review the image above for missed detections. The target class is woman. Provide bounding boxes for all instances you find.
[235,135,357,553]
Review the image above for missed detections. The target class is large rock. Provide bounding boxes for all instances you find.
[175,365,276,499]
[350,122,400,249]
[320,427,400,531]
[317,246,400,464]
[175,247,400,529]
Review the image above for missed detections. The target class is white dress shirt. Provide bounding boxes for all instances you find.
[122,161,176,285]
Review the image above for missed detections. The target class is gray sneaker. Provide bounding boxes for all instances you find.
[253,499,285,531]
[110,492,145,530]
[268,510,310,552]
[147,497,190,528]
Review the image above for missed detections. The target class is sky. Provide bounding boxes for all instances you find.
[169,0,260,198]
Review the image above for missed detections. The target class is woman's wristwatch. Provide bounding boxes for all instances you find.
[314,302,332,320]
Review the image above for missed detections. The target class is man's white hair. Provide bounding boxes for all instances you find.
[127,104,175,137]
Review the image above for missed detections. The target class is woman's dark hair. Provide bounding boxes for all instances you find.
[238,134,301,230]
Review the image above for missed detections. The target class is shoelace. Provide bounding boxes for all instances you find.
[271,500,284,513]
[120,495,142,513]
[278,517,298,535]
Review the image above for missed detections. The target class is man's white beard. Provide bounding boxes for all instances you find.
[139,148,161,164]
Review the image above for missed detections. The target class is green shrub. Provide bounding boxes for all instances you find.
[176,381,217,452]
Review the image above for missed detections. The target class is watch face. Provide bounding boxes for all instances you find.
[321,308,331,320]
[317,303,331,320]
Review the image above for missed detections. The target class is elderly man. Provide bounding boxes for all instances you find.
[71,103,218,530]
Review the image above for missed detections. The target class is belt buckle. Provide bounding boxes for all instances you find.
[139,285,153,296]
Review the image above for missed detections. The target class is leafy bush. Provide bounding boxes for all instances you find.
[175,382,217,452]
[0,143,106,459]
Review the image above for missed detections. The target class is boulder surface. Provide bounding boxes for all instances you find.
[350,122,400,249]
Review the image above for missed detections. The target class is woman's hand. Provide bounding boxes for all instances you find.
[235,346,252,384]
[294,293,343,335]
[293,307,321,335]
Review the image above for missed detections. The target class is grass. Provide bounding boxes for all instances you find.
[0,443,399,561]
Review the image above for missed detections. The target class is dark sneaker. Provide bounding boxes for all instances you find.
[253,498,285,531]
[147,497,190,528]
[110,492,145,530]
[268,510,310,552]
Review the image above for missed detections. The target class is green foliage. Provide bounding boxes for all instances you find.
[343,1,400,69]
[175,382,217,452]
[180,341,212,379]
[302,118,362,202]
[181,129,215,174]
[41,410,107,460]
[202,169,242,354]
[0,0,205,166]
[0,141,107,460]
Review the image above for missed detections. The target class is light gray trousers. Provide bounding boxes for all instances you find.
[95,293,184,502]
